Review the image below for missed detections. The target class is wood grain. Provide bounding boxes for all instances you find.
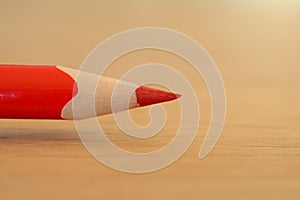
[0,1,299,200]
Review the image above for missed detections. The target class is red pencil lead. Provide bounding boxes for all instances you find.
[135,86,181,107]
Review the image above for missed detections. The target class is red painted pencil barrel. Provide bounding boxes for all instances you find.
[0,64,77,119]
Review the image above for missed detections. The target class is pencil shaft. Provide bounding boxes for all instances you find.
[0,64,180,120]
[0,64,76,119]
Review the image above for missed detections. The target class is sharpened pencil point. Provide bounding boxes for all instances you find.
[135,86,181,107]
[175,93,182,98]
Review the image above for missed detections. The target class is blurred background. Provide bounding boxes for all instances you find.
[0,1,299,200]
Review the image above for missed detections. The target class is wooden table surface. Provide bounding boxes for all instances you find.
[0,1,299,200]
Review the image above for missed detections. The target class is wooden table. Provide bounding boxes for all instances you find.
[0,1,299,200]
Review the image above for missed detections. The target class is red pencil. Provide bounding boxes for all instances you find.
[0,64,180,120]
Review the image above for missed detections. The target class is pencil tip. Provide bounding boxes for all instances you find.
[135,86,181,107]
[175,93,182,98]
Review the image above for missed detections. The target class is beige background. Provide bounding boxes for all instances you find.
[0,1,299,200]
